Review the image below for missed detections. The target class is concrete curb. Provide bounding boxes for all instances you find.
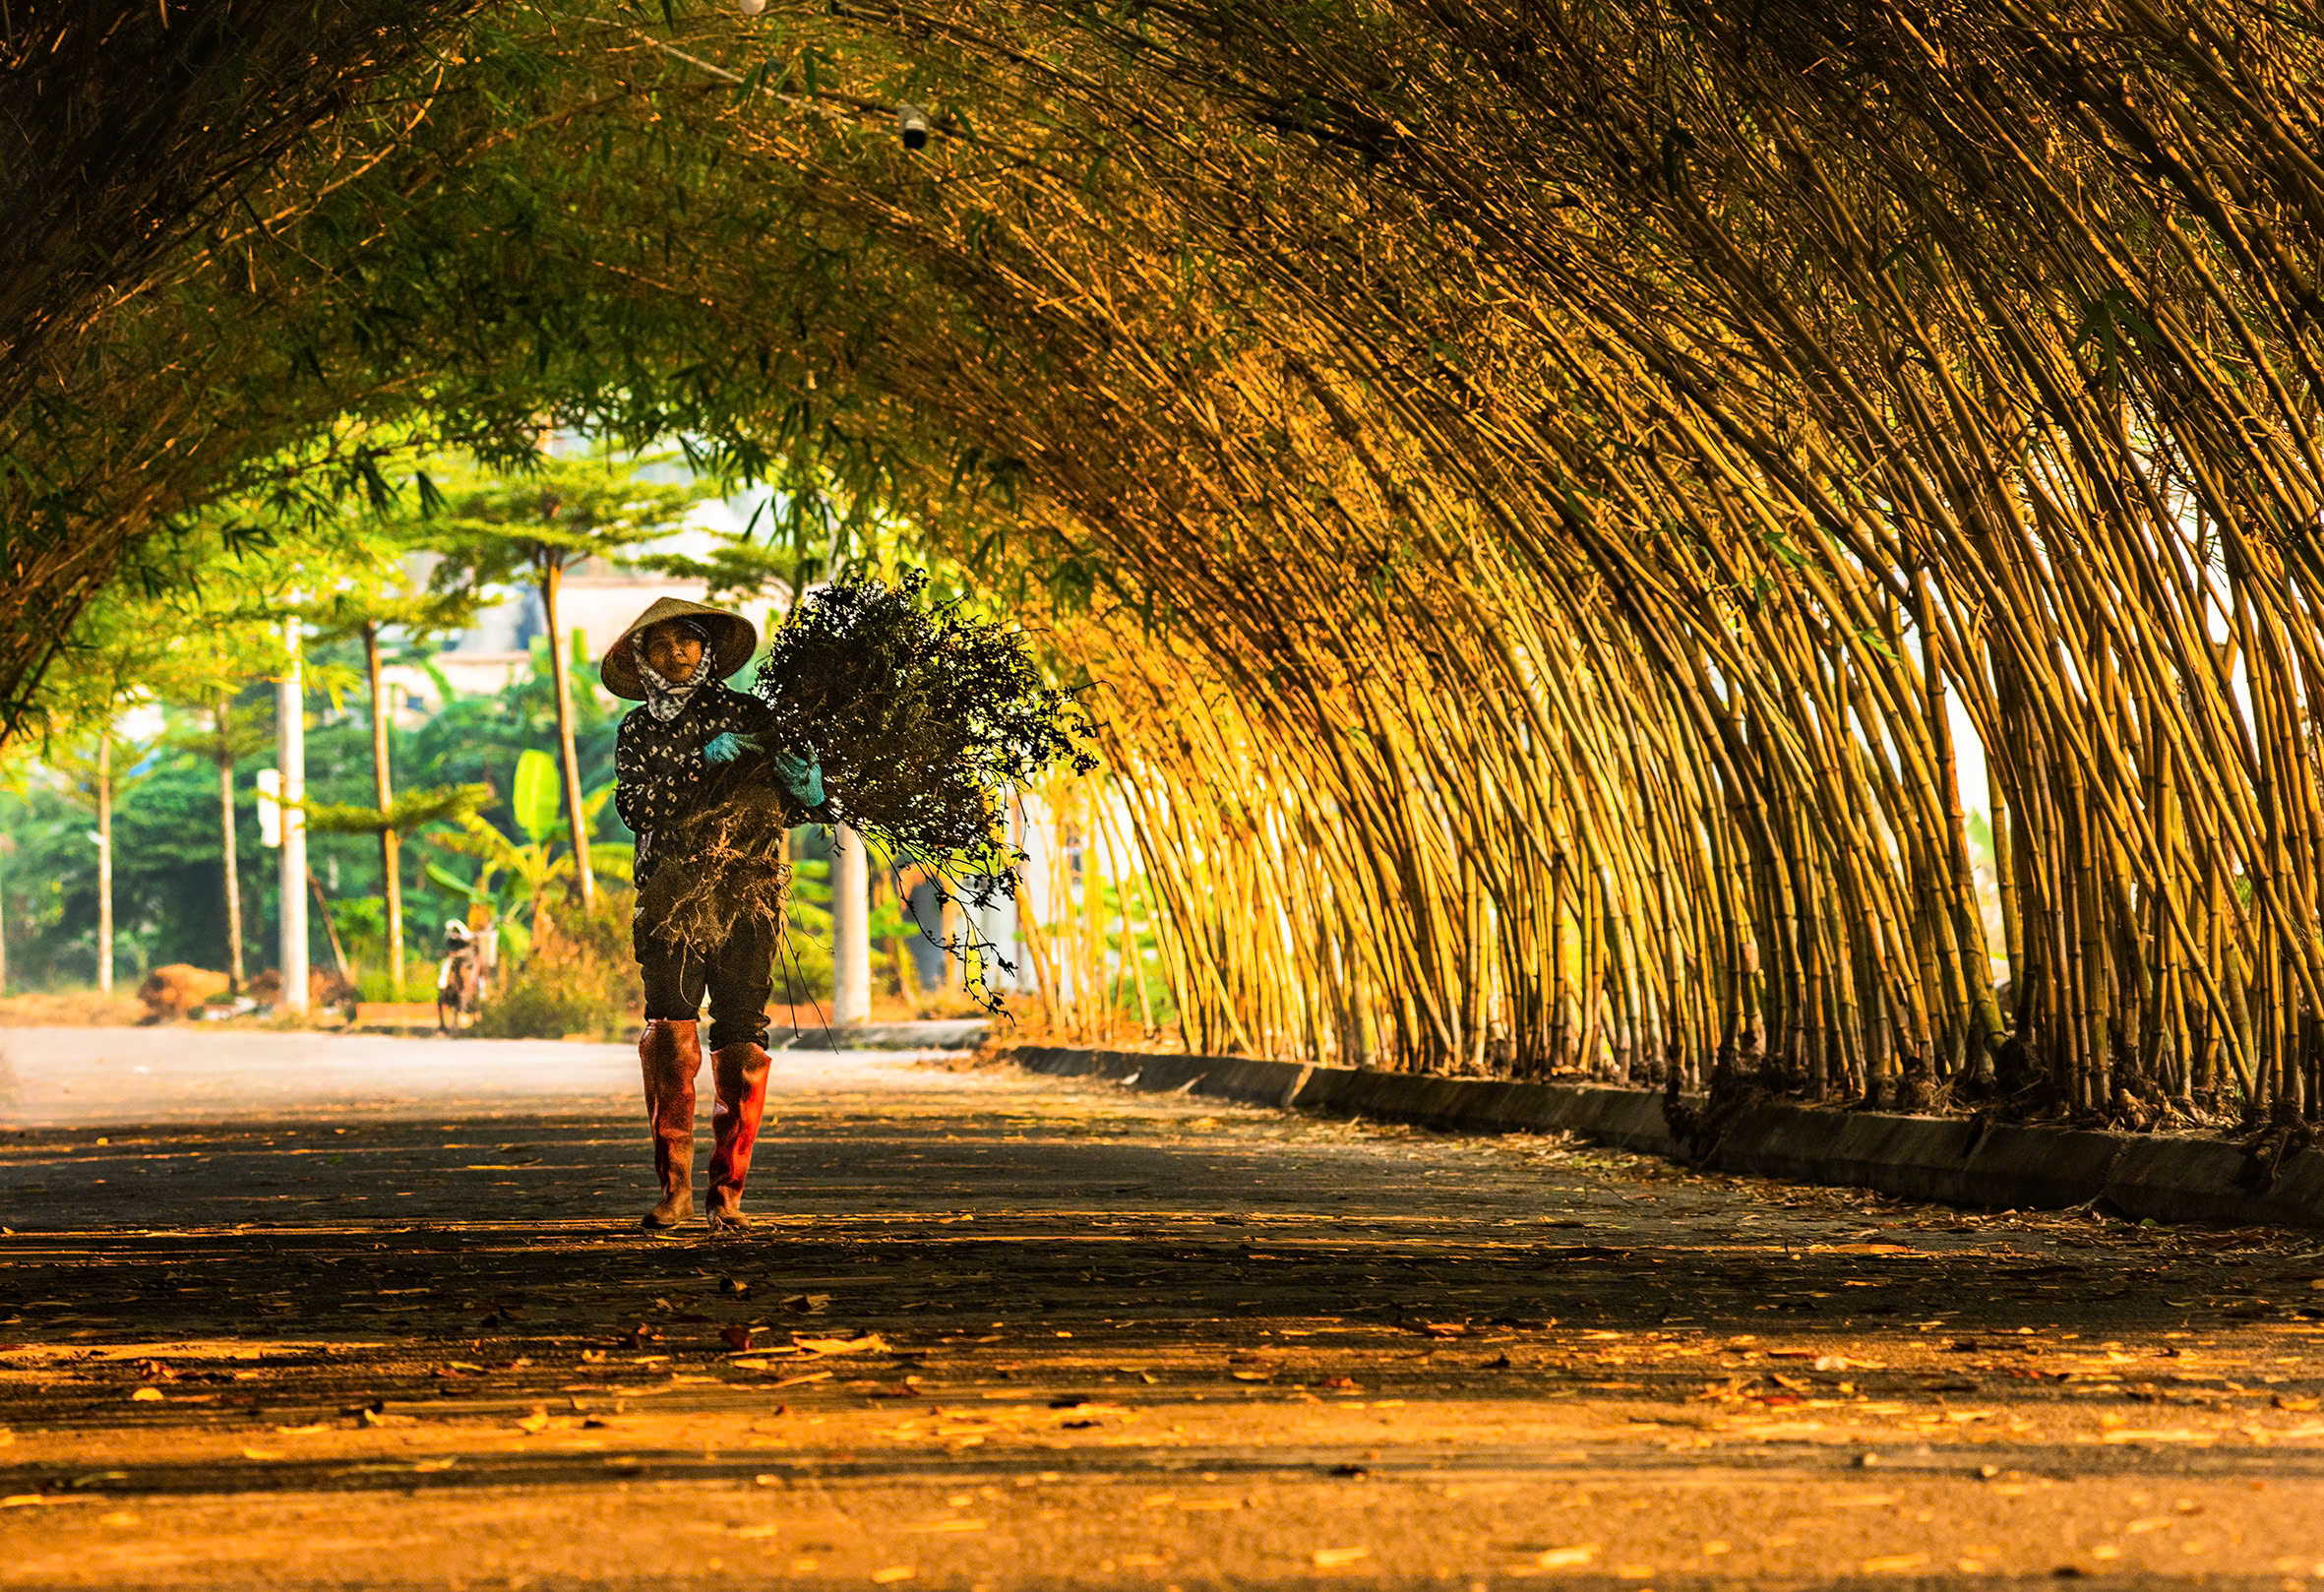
[998,1045,2324,1232]
[779,1020,990,1051]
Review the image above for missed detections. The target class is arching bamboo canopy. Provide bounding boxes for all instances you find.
[14,0,2324,1122]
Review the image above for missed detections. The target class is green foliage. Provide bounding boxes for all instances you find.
[0,704,275,986]
[414,451,712,604]
[512,750,563,845]
[430,825,622,966]
[0,638,634,990]
[306,783,497,837]
[777,855,834,1005]
[632,537,815,610]
[470,885,641,1040]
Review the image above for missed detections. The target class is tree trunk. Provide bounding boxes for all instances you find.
[364,621,403,997]
[216,696,244,995]
[309,869,356,994]
[540,561,595,911]
[277,617,309,1014]
[95,732,112,995]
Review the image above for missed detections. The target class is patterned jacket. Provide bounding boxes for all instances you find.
[614,684,778,888]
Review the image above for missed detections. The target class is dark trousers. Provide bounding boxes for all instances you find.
[634,904,775,1052]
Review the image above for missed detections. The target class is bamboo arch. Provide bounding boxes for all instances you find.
[567,0,2324,1126]
[35,1,2324,1126]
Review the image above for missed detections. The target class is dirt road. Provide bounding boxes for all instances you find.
[2,1026,2322,1590]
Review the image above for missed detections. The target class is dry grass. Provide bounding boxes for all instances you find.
[0,990,150,1027]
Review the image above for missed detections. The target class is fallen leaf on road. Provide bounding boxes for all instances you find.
[239,1447,281,1460]
[515,1408,550,1434]
[1534,1546,1597,1568]
[720,1325,757,1352]
[780,1294,831,1315]
[795,1333,890,1356]
[872,1567,913,1584]
[129,1388,162,1402]
[1313,1547,1368,1568]
[1863,1555,1929,1572]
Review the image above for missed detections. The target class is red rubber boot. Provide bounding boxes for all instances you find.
[703,1042,772,1231]
[639,1018,702,1229]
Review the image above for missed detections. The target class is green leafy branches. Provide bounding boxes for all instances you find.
[412,450,713,594]
[304,782,499,838]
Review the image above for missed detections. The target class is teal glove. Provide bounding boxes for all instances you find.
[703,731,759,765]
[769,746,826,810]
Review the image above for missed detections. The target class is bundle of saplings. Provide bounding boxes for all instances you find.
[637,570,1095,1007]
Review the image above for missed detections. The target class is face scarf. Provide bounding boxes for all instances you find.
[634,621,715,722]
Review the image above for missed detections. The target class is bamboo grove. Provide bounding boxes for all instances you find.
[0,0,497,733]
[633,0,2324,1126]
[22,2,2324,1126]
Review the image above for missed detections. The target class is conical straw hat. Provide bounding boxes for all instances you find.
[599,595,758,701]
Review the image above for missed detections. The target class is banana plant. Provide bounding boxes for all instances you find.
[421,748,630,960]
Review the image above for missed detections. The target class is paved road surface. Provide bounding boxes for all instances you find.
[2,1026,2322,1590]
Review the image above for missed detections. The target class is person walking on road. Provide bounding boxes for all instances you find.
[603,596,824,1232]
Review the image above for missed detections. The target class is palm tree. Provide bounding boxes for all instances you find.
[418,453,707,914]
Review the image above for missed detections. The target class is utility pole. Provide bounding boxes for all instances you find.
[94,733,112,995]
[831,824,871,1027]
[277,616,308,1013]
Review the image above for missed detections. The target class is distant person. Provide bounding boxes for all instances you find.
[435,919,484,1032]
[601,597,822,1233]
